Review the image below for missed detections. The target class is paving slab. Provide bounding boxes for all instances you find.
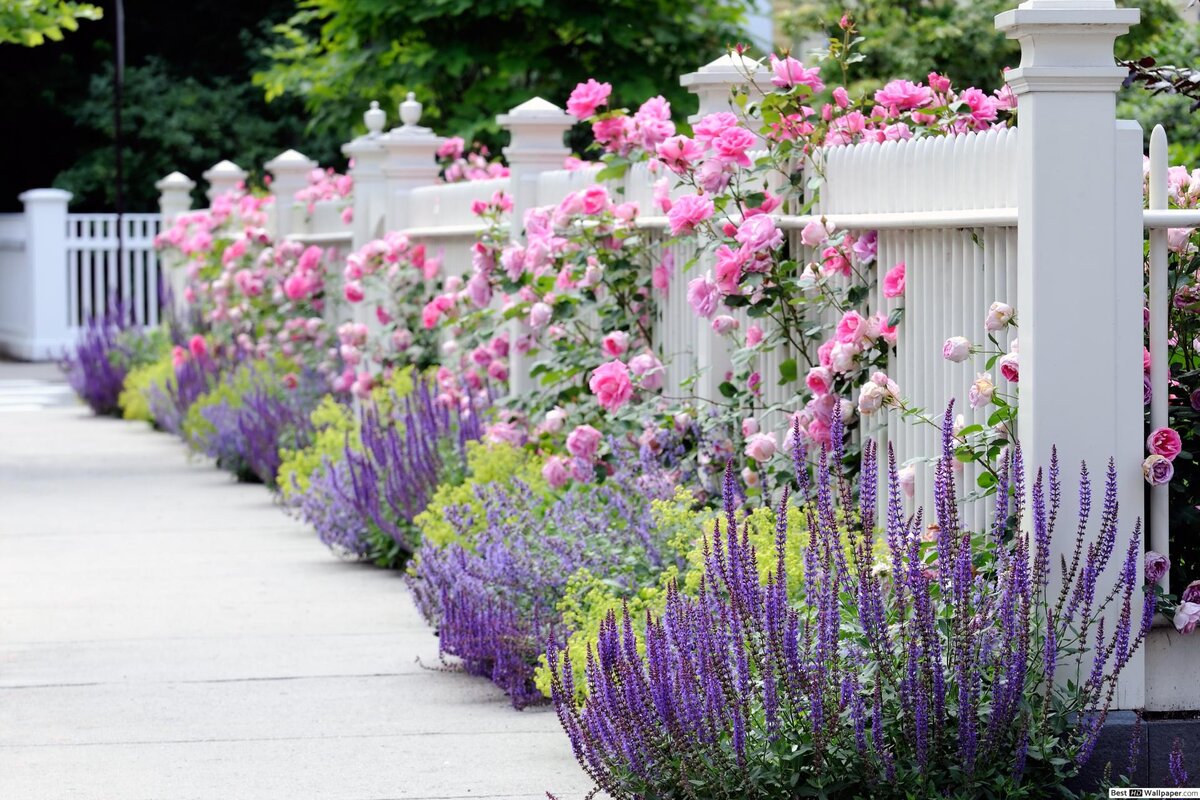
[0,403,594,799]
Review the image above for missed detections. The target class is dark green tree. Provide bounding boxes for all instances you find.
[254,0,753,151]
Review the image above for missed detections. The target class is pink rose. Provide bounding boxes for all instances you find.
[1148,427,1182,461]
[686,273,721,318]
[692,112,738,147]
[806,366,833,396]
[656,135,704,173]
[747,324,764,347]
[769,55,825,93]
[543,407,567,433]
[744,432,777,463]
[667,193,715,235]
[998,352,1019,383]
[874,79,932,112]
[1182,580,1200,605]
[529,302,553,329]
[344,281,365,303]
[485,422,525,447]
[899,465,916,498]
[628,353,664,391]
[800,219,831,247]
[171,345,187,368]
[835,310,871,345]
[741,417,759,437]
[1174,601,1200,635]
[581,184,610,215]
[567,79,612,119]
[969,373,995,409]
[1145,551,1170,585]
[712,126,757,168]
[714,245,744,294]
[467,272,492,308]
[601,331,630,357]
[1143,454,1174,485]
[712,315,739,335]
[696,159,733,193]
[589,360,634,411]
[542,456,570,489]
[567,424,602,460]
[735,215,783,253]
[188,335,207,359]
[984,301,1015,331]
[882,261,906,298]
[943,336,971,363]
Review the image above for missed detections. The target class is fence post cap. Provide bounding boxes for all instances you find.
[18,188,72,203]
[264,149,317,173]
[364,100,387,136]
[680,52,769,88]
[203,159,247,178]
[497,96,573,124]
[995,0,1139,35]
[155,171,196,191]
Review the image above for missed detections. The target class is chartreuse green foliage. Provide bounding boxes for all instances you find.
[277,394,356,499]
[413,441,546,549]
[276,366,416,500]
[533,489,816,699]
[0,0,101,47]
[183,359,273,450]
[119,351,174,423]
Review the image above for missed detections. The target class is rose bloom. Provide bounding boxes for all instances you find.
[741,417,759,438]
[566,78,612,119]
[943,336,972,363]
[188,334,208,359]
[655,135,704,174]
[746,324,764,346]
[566,424,602,461]
[1147,427,1182,461]
[898,465,916,498]
[1142,453,1174,485]
[741,467,760,487]
[528,301,553,329]
[601,330,630,357]
[1144,551,1170,585]
[544,406,567,433]
[712,126,757,168]
[485,421,524,447]
[589,360,634,411]
[628,353,664,391]
[806,366,834,396]
[1181,579,1200,604]
[712,315,740,335]
[686,273,721,318]
[800,219,831,247]
[667,193,715,235]
[542,456,570,489]
[735,215,783,253]
[998,352,1019,383]
[969,373,995,409]
[1174,601,1200,635]
[744,432,777,463]
[882,261,906,298]
[858,381,888,415]
[984,301,1015,331]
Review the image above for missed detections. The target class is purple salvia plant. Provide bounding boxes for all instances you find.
[62,300,135,416]
[548,403,1156,799]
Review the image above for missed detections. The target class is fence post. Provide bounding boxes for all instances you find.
[18,188,72,360]
[496,97,574,396]
[343,101,389,248]
[380,93,443,232]
[995,0,1144,709]
[201,160,248,202]
[681,55,771,405]
[154,172,196,318]
[264,150,318,240]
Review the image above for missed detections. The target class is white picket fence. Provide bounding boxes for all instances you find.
[0,191,162,360]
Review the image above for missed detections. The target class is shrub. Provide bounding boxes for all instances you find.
[63,303,164,415]
[408,448,682,708]
[548,406,1154,799]
[184,360,322,486]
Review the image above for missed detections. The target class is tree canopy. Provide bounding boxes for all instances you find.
[0,0,101,47]
[254,0,752,150]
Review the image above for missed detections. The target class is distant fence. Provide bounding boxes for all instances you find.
[0,191,161,360]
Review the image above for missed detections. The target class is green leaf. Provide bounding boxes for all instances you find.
[718,381,737,398]
[779,358,798,383]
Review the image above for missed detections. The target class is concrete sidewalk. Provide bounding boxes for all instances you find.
[0,402,592,799]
